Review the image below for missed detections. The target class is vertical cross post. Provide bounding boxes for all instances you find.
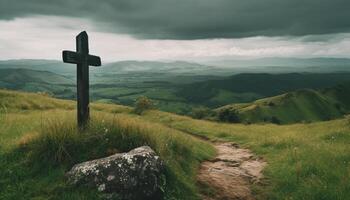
[62,31,101,129]
[76,32,90,128]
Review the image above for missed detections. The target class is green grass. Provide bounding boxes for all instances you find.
[217,83,350,124]
[208,89,262,106]
[0,89,74,111]
[142,110,350,200]
[92,87,145,99]
[1,89,350,200]
[0,89,214,200]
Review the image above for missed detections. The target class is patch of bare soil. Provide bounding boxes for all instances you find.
[197,143,266,200]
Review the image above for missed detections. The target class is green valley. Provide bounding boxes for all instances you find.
[1,59,350,116]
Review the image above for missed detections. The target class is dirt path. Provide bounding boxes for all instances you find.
[197,142,266,200]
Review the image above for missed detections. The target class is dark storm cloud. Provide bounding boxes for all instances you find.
[0,0,349,39]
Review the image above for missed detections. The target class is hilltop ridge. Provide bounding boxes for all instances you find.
[216,82,350,124]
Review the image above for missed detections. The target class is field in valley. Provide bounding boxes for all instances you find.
[2,59,350,116]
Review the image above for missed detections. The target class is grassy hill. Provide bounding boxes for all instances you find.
[0,89,214,200]
[0,68,73,85]
[216,83,350,124]
[0,59,75,76]
[178,73,350,107]
[0,68,74,99]
[1,89,350,199]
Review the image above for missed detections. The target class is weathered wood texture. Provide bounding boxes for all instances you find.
[62,31,101,128]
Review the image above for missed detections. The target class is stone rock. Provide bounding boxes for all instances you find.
[66,146,164,200]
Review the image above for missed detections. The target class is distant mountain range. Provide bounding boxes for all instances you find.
[0,59,222,76]
[204,57,350,67]
[0,68,73,85]
[202,57,350,73]
[0,59,74,75]
[1,57,350,76]
[101,60,216,74]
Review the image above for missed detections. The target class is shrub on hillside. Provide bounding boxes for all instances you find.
[217,109,240,123]
[191,107,214,119]
[270,116,281,124]
[334,103,343,112]
[134,96,153,115]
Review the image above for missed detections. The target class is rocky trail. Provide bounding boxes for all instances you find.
[197,142,266,200]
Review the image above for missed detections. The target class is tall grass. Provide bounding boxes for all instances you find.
[5,111,214,200]
[143,110,350,200]
[3,90,350,199]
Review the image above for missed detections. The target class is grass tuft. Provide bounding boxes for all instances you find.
[11,111,214,200]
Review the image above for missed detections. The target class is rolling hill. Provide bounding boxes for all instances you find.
[0,59,75,76]
[204,57,350,73]
[216,82,350,124]
[0,59,227,77]
[178,73,350,107]
[0,68,73,85]
[1,59,350,115]
[0,68,74,98]
[3,57,350,77]
[100,60,220,75]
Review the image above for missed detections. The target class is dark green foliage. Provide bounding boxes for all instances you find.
[268,102,275,106]
[217,109,240,123]
[134,96,154,115]
[270,116,281,124]
[190,107,214,119]
[177,73,350,107]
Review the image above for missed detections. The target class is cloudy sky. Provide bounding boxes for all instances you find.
[0,0,350,62]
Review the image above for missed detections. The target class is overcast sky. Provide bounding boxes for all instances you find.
[0,0,350,62]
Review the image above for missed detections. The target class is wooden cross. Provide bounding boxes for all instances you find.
[62,31,101,128]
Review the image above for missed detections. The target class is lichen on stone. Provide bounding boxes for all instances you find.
[66,146,164,200]
[98,184,106,192]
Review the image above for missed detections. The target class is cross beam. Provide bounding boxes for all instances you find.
[62,31,101,128]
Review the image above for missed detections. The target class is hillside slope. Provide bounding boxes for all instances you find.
[0,68,74,98]
[216,83,350,124]
[0,68,73,85]
[0,89,214,200]
[1,89,350,199]
[178,73,350,107]
[0,59,75,75]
